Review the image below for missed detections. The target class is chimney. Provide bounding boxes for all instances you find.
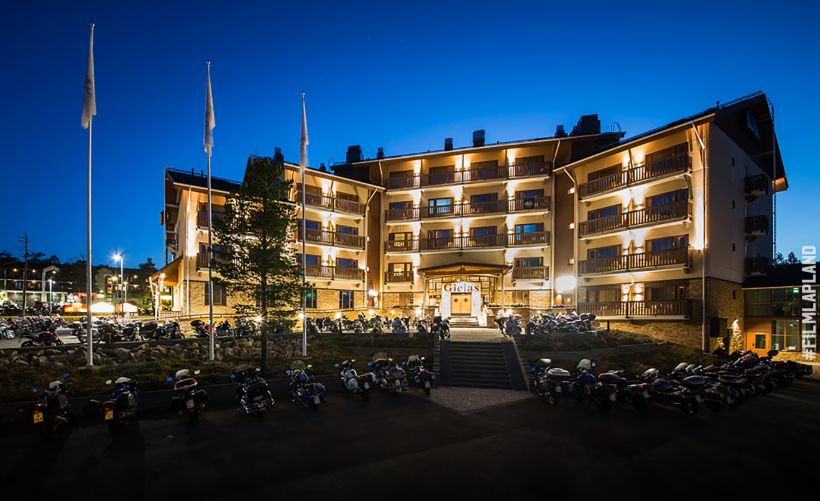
[472,129,485,147]
[444,138,453,151]
[346,145,363,164]
[273,147,284,162]
[555,125,567,138]
[377,147,385,159]
[570,114,601,136]
[319,163,327,172]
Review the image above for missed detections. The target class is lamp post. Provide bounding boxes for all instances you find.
[47,279,53,316]
[113,253,124,318]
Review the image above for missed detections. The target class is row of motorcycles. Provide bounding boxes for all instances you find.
[532,349,813,414]
[335,353,435,401]
[30,367,208,439]
[491,311,597,337]
[304,313,451,339]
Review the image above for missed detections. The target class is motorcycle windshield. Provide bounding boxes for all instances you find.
[372,352,389,363]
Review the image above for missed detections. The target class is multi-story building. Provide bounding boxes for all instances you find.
[154,92,787,350]
[154,153,382,318]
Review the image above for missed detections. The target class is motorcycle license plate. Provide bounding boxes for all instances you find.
[253,395,263,402]
[609,393,617,402]
[33,411,43,424]
[104,409,114,421]
[424,381,431,389]
[313,396,321,405]
[642,391,650,398]
[554,386,562,393]
[695,395,703,403]
[394,380,400,387]
[186,399,195,409]
[363,382,370,390]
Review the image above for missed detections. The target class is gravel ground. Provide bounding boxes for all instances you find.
[424,386,533,413]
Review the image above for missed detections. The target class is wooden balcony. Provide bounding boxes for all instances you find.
[577,299,690,318]
[385,231,549,252]
[578,153,690,199]
[385,161,552,191]
[578,248,691,276]
[305,264,363,281]
[744,256,769,276]
[578,200,689,237]
[744,215,769,240]
[385,270,414,283]
[512,265,549,280]
[298,228,365,249]
[385,197,551,222]
[296,192,365,215]
[744,174,769,201]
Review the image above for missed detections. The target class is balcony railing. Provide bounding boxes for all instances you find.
[745,215,769,239]
[578,200,689,237]
[577,299,690,318]
[304,265,363,281]
[744,174,770,200]
[385,231,549,252]
[298,228,365,249]
[579,248,690,275]
[512,265,549,280]
[296,192,365,215]
[385,197,551,222]
[386,161,552,190]
[385,270,414,283]
[578,153,690,199]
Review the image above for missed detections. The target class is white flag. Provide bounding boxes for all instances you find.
[204,63,215,155]
[300,92,309,167]
[81,24,96,129]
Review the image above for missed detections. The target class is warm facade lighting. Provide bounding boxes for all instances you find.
[555,275,577,294]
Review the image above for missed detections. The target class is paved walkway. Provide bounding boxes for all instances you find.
[417,386,533,413]
[450,327,506,342]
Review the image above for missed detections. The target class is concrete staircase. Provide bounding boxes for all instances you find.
[448,316,479,327]
[447,341,513,389]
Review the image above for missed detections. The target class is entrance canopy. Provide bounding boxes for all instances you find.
[417,262,511,277]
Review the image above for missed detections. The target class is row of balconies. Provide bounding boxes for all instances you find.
[294,191,366,215]
[304,264,364,281]
[386,197,550,222]
[383,265,550,284]
[578,200,690,238]
[387,161,551,190]
[385,231,549,253]
[577,299,690,318]
[578,248,691,276]
[578,154,690,199]
[297,228,366,249]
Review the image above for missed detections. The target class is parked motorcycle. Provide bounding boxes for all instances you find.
[169,369,208,423]
[431,316,450,340]
[286,361,328,408]
[86,377,140,433]
[20,330,63,348]
[573,359,611,412]
[639,368,698,415]
[31,374,72,440]
[598,370,651,413]
[232,366,274,415]
[335,359,372,400]
[369,353,408,395]
[402,355,434,396]
[191,319,209,338]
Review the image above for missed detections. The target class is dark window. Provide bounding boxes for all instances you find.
[339,290,355,309]
[588,245,620,259]
[588,165,620,181]
[305,220,321,230]
[648,189,688,207]
[515,257,543,268]
[514,223,543,233]
[305,288,317,309]
[389,201,413,210]
[515,189,543,199]
[771,320,800,351]
[470,226,497,236]
[744,289,770,317]
[588,204,620,220]
[771,288,799,316]
[205,283,227,306]
[296,254,320,265]
[647,235,687,252]
[336,225,358,235]
[336,257,358,269]
[335,191,358,202]
[754,334,767,350]
[428,229,453,239]
[470,193,498,204]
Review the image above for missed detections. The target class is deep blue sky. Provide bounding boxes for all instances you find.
[1,0,817,267]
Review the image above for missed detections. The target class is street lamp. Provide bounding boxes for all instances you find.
[113,252,124,318]
[47,279,53,315]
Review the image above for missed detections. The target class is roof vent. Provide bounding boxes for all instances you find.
[444,138,453,151]
[319,163,327,172]
[570,115,601,136]
[472,129,485,147]
[555,125,567,138]
[377,147,385,159]
[346,145,363,164]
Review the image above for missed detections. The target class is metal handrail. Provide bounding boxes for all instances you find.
[579,200,689,237]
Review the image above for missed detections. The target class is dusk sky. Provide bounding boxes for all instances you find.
[1,0,817,267]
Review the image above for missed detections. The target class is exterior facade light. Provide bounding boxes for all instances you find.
[555,275,577,294]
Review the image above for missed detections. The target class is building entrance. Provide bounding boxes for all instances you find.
[450,293,472,316]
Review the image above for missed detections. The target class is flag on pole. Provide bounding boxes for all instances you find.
[300,92,308,167]
[204,62,215,155]
[81,24,96,129]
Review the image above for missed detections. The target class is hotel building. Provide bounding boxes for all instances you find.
[154,92,787,350]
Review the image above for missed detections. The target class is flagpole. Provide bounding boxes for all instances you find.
[86,113,94,366]
[83,22,96,367]
[206,61,215,362]
[300,92,307,357]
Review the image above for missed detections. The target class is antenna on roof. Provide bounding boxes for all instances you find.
[610,121,622,133]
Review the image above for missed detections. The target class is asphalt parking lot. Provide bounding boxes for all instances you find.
[1,377,818,500]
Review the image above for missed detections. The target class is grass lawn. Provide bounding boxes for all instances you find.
[515,329,657,352]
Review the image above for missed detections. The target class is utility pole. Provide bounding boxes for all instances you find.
[20,233,29,315]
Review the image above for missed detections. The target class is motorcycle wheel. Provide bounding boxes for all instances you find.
[548,391,560,406]
[423,386,431,397]
[21,341,34,348]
